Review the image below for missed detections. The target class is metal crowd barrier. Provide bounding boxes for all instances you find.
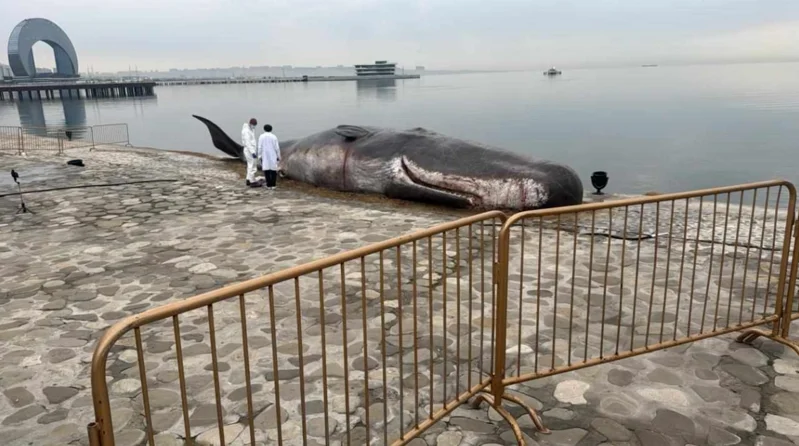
[0,125,23,154]
[90,123,132,148]
[0,123,130,153]
[23,126,93,153]
[87,180,799,446]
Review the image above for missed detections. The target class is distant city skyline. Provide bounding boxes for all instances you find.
[75,64,448,81]
[3,1,799,73]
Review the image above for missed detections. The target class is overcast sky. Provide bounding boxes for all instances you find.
[3,0,799,72]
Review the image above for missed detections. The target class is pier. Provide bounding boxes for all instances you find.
[155,74,420,86]
[156,77,304,86]
[0,81,156,101]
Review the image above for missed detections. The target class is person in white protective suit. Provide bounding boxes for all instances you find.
[257,124,281,190]
[241,118,259,186]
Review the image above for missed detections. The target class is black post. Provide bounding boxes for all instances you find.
[11,169,32,214]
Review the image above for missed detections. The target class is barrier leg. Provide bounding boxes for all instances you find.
[500,391,549,434]
[737,328,799,355]
[471,393,527,445]
[470,390,550,446]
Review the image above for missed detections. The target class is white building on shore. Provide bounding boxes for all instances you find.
[0,63,12,79]
[354,60,397,76]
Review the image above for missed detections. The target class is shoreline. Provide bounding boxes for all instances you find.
[59,142,653,210]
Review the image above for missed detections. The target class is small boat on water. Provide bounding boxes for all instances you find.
[544,67,562,76]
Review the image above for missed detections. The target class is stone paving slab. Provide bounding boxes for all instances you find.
[1,147,799,446]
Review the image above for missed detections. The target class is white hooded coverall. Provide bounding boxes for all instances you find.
[241,123,258,183]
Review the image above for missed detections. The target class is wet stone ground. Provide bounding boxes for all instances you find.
[1,147,799,446]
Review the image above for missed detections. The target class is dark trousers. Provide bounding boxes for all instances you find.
[263,170,277,187]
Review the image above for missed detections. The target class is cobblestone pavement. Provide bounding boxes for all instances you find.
[1,147,799,446]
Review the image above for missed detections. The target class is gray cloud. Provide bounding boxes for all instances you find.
[4,0,799,72]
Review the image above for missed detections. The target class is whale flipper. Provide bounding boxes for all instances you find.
[192,115,246,161]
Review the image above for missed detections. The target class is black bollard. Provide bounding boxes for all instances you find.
[590,171,609,195]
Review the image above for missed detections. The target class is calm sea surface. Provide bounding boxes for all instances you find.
[2,62,799,194]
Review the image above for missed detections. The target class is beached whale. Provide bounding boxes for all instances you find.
[193,115,583,210]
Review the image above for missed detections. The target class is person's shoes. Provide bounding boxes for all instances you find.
[246,180,251,186]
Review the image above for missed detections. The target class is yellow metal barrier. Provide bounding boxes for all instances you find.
[87,211,507,446]
[491,180,798,443]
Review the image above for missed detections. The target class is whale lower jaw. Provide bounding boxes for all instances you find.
[397,157,479,206]
[392,156,547,210]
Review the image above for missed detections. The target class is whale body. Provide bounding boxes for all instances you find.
[194,115,583,210]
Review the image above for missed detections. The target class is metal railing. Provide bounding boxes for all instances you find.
[87,211,507,446]
[0,126,23,154]
[87,180,799,446]
[90,124,131,147]
[21,126,94,153]
[0,123,130,153]
[489,179,799,443]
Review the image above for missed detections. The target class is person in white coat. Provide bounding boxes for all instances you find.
[257,124,281,189]
[241,118,259,186]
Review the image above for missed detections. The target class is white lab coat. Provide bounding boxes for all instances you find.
[258,132,281,171]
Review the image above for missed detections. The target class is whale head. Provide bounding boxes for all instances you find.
[281,125,584,210]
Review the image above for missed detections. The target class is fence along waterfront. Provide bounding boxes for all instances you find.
[0,123,130,154]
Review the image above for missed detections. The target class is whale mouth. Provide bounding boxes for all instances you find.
[400,156,481,206]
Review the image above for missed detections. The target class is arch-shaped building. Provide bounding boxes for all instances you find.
[7,18,79,79]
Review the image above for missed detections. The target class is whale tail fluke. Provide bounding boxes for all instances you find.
[192,115,246,161]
